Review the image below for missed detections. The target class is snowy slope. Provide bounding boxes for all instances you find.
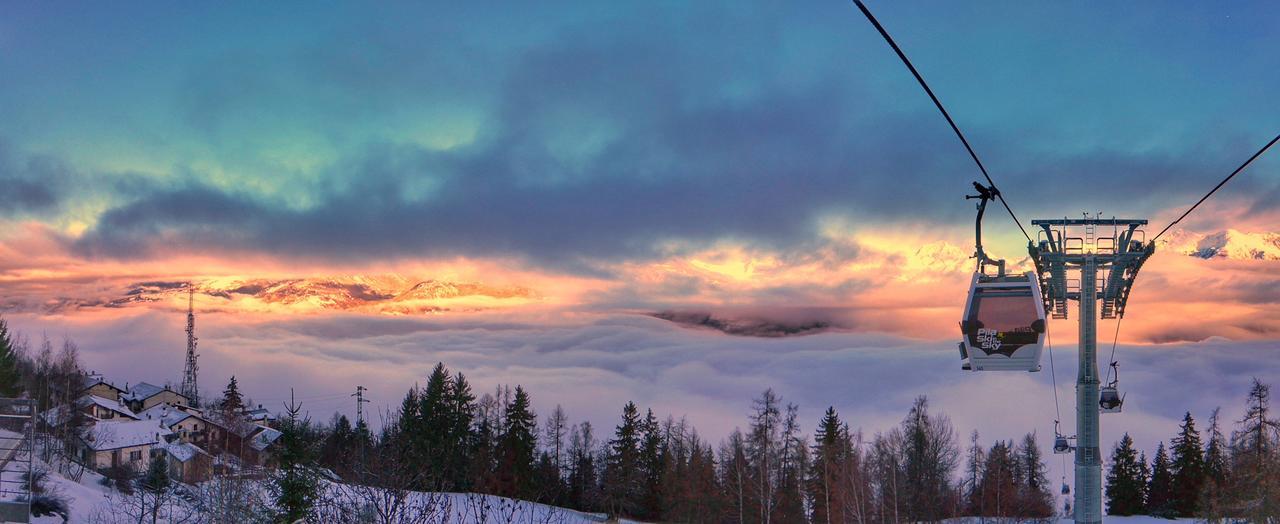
[27,460,640,524]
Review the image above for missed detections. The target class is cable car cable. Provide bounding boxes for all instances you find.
[850,0,1033,243]
[1152,134,1280,242]
[1046,321,1061,422]
[1105,316,1123,385]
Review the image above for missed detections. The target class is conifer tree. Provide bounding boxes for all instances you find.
[1170,411,1206,516]
[274,391,319,523]
[497,385,537,499]
[1203,407,1229,486]
[415,363,451,487]
[637,408,664,520]
[0,319,22,397]
[445,371,475,490]
[219,376,244,413]
[808,407,853,524]
[1146,442,1174,517]
[604,401,643,517]
[1105,433,1146,515]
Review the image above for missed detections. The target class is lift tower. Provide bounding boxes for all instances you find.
[1030,218,1153,524]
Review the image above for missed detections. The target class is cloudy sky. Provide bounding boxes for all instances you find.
[2,1,1278,492]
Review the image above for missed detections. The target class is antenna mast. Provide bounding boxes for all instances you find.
[181,287,200,405]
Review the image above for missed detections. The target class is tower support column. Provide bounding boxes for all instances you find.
[1075,255,1101,523]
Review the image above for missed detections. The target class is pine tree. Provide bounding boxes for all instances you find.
[1105,433,1146,516]
[808,406,853,524]
[219,376,244,413]
[415,363,451,487]
[445,371,475,491]
[274,391,319,523]
[604,401,643,517]
[1147,442,1174,517]
[1170,411,1206,516]
[0,319,22,397]
[139,453,171,524]
[637,409,664,520]
[497,385,537,500]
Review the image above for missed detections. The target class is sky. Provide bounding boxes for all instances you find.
[1,0,1279,495]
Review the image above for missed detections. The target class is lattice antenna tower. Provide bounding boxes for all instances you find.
[181,287,200,405]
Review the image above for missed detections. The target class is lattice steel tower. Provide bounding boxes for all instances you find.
[1030,217,1154,524]
[181,287,200,405]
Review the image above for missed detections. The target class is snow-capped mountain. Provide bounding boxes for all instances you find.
[101,275,537,314]
[1158,229,1280,260]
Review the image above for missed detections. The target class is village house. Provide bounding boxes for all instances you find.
[68,372,284,483]
[81,373,126,401]
[245,425,283,466]
[243,404,277,428]
[78,418,174,472]
[140,403,223,451]
[77,395,139,421]
[156,441,213,484]
[121,382,190,412]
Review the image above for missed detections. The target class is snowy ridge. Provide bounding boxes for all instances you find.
[1158,229,1280,260]
[60,274,541,314]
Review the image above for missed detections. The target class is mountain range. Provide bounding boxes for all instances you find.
[103,275,536,314]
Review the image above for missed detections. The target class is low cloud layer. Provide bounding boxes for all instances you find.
[7,308,1279,496]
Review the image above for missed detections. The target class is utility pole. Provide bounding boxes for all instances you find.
[1030,217,1154,524]
[352,385,369,479]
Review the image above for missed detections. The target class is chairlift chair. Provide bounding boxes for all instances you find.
[957,182,1047,372]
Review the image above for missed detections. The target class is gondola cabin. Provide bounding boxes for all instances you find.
[1053,435,1071,454]
[958,271,1046,372]
[1100,387,1124,413]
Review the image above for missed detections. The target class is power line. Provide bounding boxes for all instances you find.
[850,0,1032,243]
[1152,134,1280,241]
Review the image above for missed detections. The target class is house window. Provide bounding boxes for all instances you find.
[130,450,142,461]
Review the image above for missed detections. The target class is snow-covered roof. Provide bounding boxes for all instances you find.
[161,441,208,463]
[77,395,140,420]
[244,407,277,422]
[82,419,173,451]
[138,403,200,428]
[81,374,123,392]
[248,426,282,451]
[121,382,175,402]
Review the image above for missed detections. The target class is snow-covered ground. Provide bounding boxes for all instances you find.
[26,457,644,524]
